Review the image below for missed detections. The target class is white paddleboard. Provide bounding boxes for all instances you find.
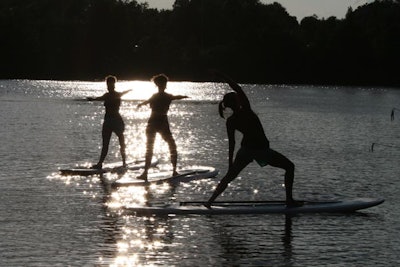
[113,166,219,187]
[59,159,158,176]
[123,198,384,215]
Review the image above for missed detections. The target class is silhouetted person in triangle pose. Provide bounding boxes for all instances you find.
[205,71,302,208]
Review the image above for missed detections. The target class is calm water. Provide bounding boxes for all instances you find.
[1,79,399,266]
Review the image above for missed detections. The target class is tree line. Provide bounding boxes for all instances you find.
[1,0,399,86]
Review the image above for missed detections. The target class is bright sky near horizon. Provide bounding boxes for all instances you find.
[137,0,373,20]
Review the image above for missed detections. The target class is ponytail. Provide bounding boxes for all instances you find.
[219,92,238,118]
[218,101,225,118]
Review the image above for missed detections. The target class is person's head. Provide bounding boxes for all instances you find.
[151,74,168,92]
[106,75,117,92]
[218,92,240,118]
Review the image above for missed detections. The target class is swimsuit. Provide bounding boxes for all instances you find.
[236,146,275,167]
[102,92,124,134]
[146,93,174,138]
[103,113,125,134]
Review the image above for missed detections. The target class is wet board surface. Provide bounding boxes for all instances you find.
[113,166,219,187]
[123,198,384,216]
[59,159,158,176]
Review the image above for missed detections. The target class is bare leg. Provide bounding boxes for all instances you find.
[162,132,178,176]
[116,132,127,167]
[94,127,112,169]
[138,129,156,181]
[267,149,301,206]
[205,153,252,208]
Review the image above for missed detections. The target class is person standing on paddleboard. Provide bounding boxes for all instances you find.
[205,71,302,208]
[88,75,131,169]
[137,74,188,181]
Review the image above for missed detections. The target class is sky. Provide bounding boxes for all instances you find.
[137,0,373,20]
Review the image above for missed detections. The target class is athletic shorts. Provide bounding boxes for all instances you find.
[235,146,274,167]
[146,117,172,138]
[103,115,125,134]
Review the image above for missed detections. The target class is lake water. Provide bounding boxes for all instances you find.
[1,79,399,266]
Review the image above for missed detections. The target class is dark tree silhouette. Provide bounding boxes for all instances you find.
[0,0,399,86]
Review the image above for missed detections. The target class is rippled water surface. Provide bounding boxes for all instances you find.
[1,80,399,266]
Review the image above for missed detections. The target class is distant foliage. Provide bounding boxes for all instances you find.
[1,0,399,86]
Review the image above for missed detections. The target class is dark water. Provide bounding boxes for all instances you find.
[1,80,399,266]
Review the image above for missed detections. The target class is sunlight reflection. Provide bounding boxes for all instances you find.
[46,79,229,267]
[36,78,224,101]
[102,215,176,267]
[118,81,156,101]
[118,80,224,102]
[110,255,140,267]
[116,80,218,101]
[107,186,148,208]
[50,168,182,267]
[106,181,172,210]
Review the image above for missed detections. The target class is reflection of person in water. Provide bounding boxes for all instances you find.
[87,75,131,169]
[137,74,188,181]
[205,71,302,208]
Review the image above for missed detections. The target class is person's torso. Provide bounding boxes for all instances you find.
[104,92,121,115]
[149,92,173,118]
[229,109,269,149]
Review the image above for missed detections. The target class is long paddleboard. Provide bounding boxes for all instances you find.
[59,159,158,176]
[113,166,219,187]
[123,198,384,216]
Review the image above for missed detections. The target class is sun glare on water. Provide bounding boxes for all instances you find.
[117,81,156,101]
[116,80,205,101]
[46,78,225,266]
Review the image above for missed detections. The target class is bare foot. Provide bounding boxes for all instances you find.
[137,173,148,181]
[286,200,304,208]
[204,202,212,209]
[91,163,102,169]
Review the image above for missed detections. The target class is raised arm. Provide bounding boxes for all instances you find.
[214,71,250,110]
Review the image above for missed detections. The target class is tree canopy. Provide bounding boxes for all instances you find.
[1,0,399,86]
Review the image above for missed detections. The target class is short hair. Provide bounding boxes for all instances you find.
[105,75,117,85]
[151,73,168,87]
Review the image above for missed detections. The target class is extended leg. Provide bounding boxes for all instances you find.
[206,152,252,208]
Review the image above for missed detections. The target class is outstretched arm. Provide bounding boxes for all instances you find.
[137,99,150,108]
[213,71,250,110]
[172,95,189,100]
[120,89,131,96]
[87,94,106,101]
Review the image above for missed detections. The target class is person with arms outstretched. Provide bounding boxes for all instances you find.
[87,75,130,169]
[137,74,188,181]
[205,71,301,208]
